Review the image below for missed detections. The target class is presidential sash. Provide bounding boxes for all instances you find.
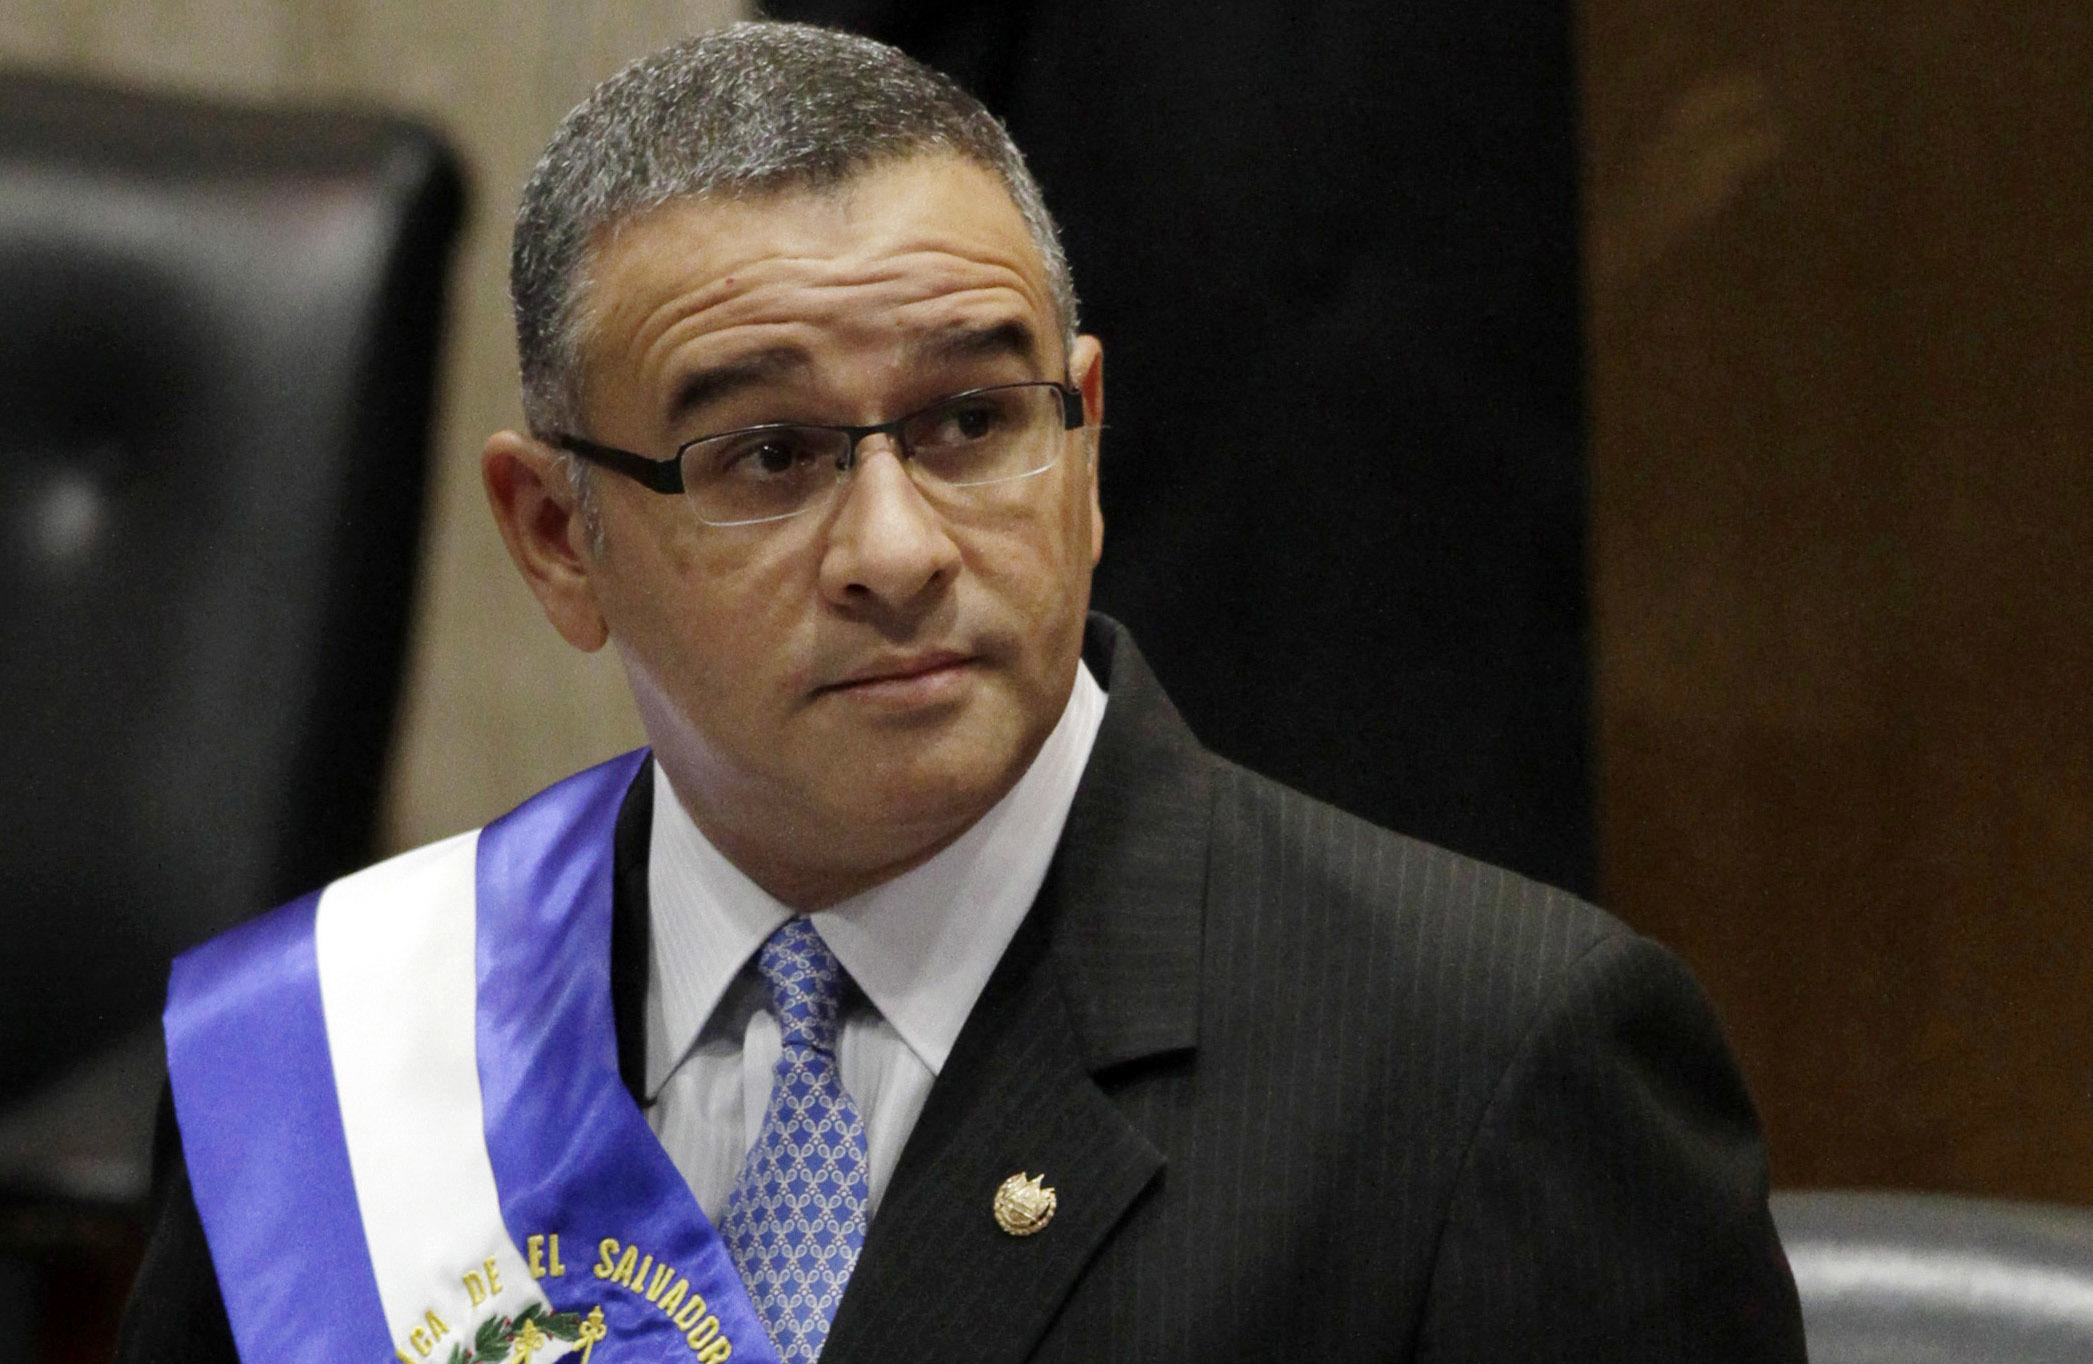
[165,750,779,1364]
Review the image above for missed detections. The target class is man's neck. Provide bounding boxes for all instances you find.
[694,806,990,911]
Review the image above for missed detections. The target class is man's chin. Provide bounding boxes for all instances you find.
[811,718,1034,835]
[842,748,1022,822]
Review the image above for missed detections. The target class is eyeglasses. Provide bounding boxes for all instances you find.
[554,380,1086,528]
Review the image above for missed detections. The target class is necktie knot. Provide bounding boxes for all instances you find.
[756,917,846,1053]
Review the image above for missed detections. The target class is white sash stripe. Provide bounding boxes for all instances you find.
[314,831,556,1359]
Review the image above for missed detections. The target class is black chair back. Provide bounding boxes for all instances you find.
[0,71,464,1125]
[1773,1190,2093,1363]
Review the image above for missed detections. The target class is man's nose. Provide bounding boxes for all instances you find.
[817,439,962,611]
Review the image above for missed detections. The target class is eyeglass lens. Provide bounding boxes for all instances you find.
[678,383,1070,526]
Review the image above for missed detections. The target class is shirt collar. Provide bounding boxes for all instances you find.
[644,662,1107,1097]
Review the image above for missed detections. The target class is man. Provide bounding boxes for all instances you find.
[120,21,1804,1364]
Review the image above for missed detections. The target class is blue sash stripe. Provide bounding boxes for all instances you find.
[476,750,780,1364]
[166,890,394,1364]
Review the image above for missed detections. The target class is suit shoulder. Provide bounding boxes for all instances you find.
[1202,759,1640,1033]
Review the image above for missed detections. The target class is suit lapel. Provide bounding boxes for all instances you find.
[819,895,1162,1361]
[823,617,1213,1362]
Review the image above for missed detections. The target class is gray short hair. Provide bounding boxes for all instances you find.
[511,20,1080,444]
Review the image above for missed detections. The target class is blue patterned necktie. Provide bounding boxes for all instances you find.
[719,917,870,1363]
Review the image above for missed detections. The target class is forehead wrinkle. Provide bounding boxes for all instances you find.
[690,244,1046,320]
[639,270,1044,385]
[586,171,1060,425]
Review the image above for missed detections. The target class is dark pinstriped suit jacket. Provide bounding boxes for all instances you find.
[119,615,1804,1362]
[819,617,1803,1361]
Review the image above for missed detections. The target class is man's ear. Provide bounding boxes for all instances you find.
[482,430,611,652]
[1071,334,1105,565]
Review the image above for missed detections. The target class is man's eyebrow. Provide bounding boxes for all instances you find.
[663,323,1043,430]
[903,320,1045,371]
[665,347,811,428]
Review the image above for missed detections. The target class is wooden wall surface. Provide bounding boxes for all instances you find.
[1582,3,2093,1198]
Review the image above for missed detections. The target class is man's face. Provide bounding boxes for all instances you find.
[567,155,1103,904]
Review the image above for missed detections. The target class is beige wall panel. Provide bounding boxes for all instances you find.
[0,0,750,852]
[1584,1,2093,1197]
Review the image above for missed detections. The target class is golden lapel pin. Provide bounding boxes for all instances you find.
[993,1172,1057,1236]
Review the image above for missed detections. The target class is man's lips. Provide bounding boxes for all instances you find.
[816,649,976,694]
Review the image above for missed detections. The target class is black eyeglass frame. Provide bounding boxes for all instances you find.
[551,380,1087,500]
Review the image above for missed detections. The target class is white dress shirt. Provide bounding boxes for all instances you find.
[642,663,1107,1220]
